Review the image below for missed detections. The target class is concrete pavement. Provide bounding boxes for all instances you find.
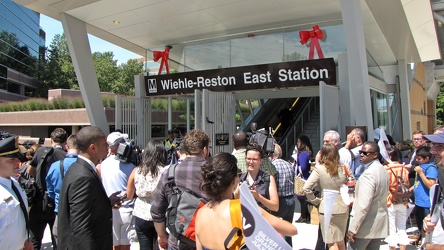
[41,212,419,249]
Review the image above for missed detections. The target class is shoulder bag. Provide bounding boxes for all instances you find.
[294,165,306,196]
[224,199,247,250]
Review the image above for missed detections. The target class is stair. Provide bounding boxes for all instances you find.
[301,109,320,155]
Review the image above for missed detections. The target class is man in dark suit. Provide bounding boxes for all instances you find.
[57,126,121,250]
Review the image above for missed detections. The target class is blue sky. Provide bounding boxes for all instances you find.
[40,15,140,65]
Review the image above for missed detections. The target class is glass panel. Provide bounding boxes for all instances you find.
[230,33,284,67]
[371,90,388,129]
[388,93,397,132]
[177,23,347,72]
[184,40,230,71]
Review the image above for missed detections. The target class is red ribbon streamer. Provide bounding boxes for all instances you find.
[299,25,324,59]
[153,46,172,75]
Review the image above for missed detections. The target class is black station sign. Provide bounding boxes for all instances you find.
[145,58,336,96]
[215,133,229,146]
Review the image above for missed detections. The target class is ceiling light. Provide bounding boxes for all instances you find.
[113,20,120,24]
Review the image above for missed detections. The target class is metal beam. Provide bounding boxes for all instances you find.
[60,13,109,134]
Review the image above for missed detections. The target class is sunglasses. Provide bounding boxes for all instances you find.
[359,150,376,156]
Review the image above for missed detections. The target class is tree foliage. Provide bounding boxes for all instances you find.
[42,34,143,97]
[93,51,119,92]
[114,59,143,95]
[41,34,76,95]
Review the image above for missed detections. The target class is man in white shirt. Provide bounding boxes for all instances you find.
[101,131,136,250]
[0,136,32,250]
[316,130,353,166]
[344,128,366,179]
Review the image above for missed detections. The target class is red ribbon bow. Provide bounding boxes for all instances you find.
[153,46,172,75]
[299,25,324,60]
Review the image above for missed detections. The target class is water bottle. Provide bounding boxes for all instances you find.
[347,176,355,203]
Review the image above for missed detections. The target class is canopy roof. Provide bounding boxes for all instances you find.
[14,0,441,66]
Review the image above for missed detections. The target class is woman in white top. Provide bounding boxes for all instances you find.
[127,140,167,250]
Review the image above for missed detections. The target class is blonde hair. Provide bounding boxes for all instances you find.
[273,143,283,158]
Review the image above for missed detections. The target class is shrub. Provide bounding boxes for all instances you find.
[0,95,200,112]
[53,98,70,109]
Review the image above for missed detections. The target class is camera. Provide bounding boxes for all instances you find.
[166,141,181,165]
[116,140,142,166]
[248,122,276,153]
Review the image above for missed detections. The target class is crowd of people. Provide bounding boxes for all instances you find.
[1,125,444,250]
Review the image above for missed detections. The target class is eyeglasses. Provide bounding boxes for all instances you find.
[413,138,423,141]
[359,150,376,156]
[246,158,260,162]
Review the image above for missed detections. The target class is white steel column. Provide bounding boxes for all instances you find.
[202,89,209,132]
[60,13,109,134]
[135,75,151,147]
[115,95,122,130]
[338,53,351,138]
[186,99,191,132]
[340,0,374,138]
[398,60,412,139]
[168,96,172,131]
[194,90,202,130]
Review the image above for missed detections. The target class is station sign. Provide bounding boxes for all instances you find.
[215,133,229,146]
[145,58,336,96]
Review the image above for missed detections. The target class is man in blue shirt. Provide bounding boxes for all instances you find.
[45,134,78,238]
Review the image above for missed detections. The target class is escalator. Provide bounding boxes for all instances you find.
[239,97,311,136]
[238,97,319,160]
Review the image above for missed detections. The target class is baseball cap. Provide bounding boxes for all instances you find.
[107,132,128,145]
[423,132,444,144]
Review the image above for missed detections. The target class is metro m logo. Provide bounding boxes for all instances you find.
[148,79,157,93]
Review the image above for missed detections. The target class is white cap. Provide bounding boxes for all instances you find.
[107,132,128,145]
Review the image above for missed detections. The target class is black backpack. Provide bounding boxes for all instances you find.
[18,147,54,208]
[165,163,207,247]
[18,163,37,207]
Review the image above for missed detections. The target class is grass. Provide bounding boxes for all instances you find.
[0,96,194,112]
[0,97,259,113]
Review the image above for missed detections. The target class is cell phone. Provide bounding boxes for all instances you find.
[112,193,127,206]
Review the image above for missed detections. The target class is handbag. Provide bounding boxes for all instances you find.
[294,165,306,196]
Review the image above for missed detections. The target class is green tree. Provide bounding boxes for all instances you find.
[42,34,144,96]
[93,51,118,92]
[41,34,76,96]
[113,59,143,95]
